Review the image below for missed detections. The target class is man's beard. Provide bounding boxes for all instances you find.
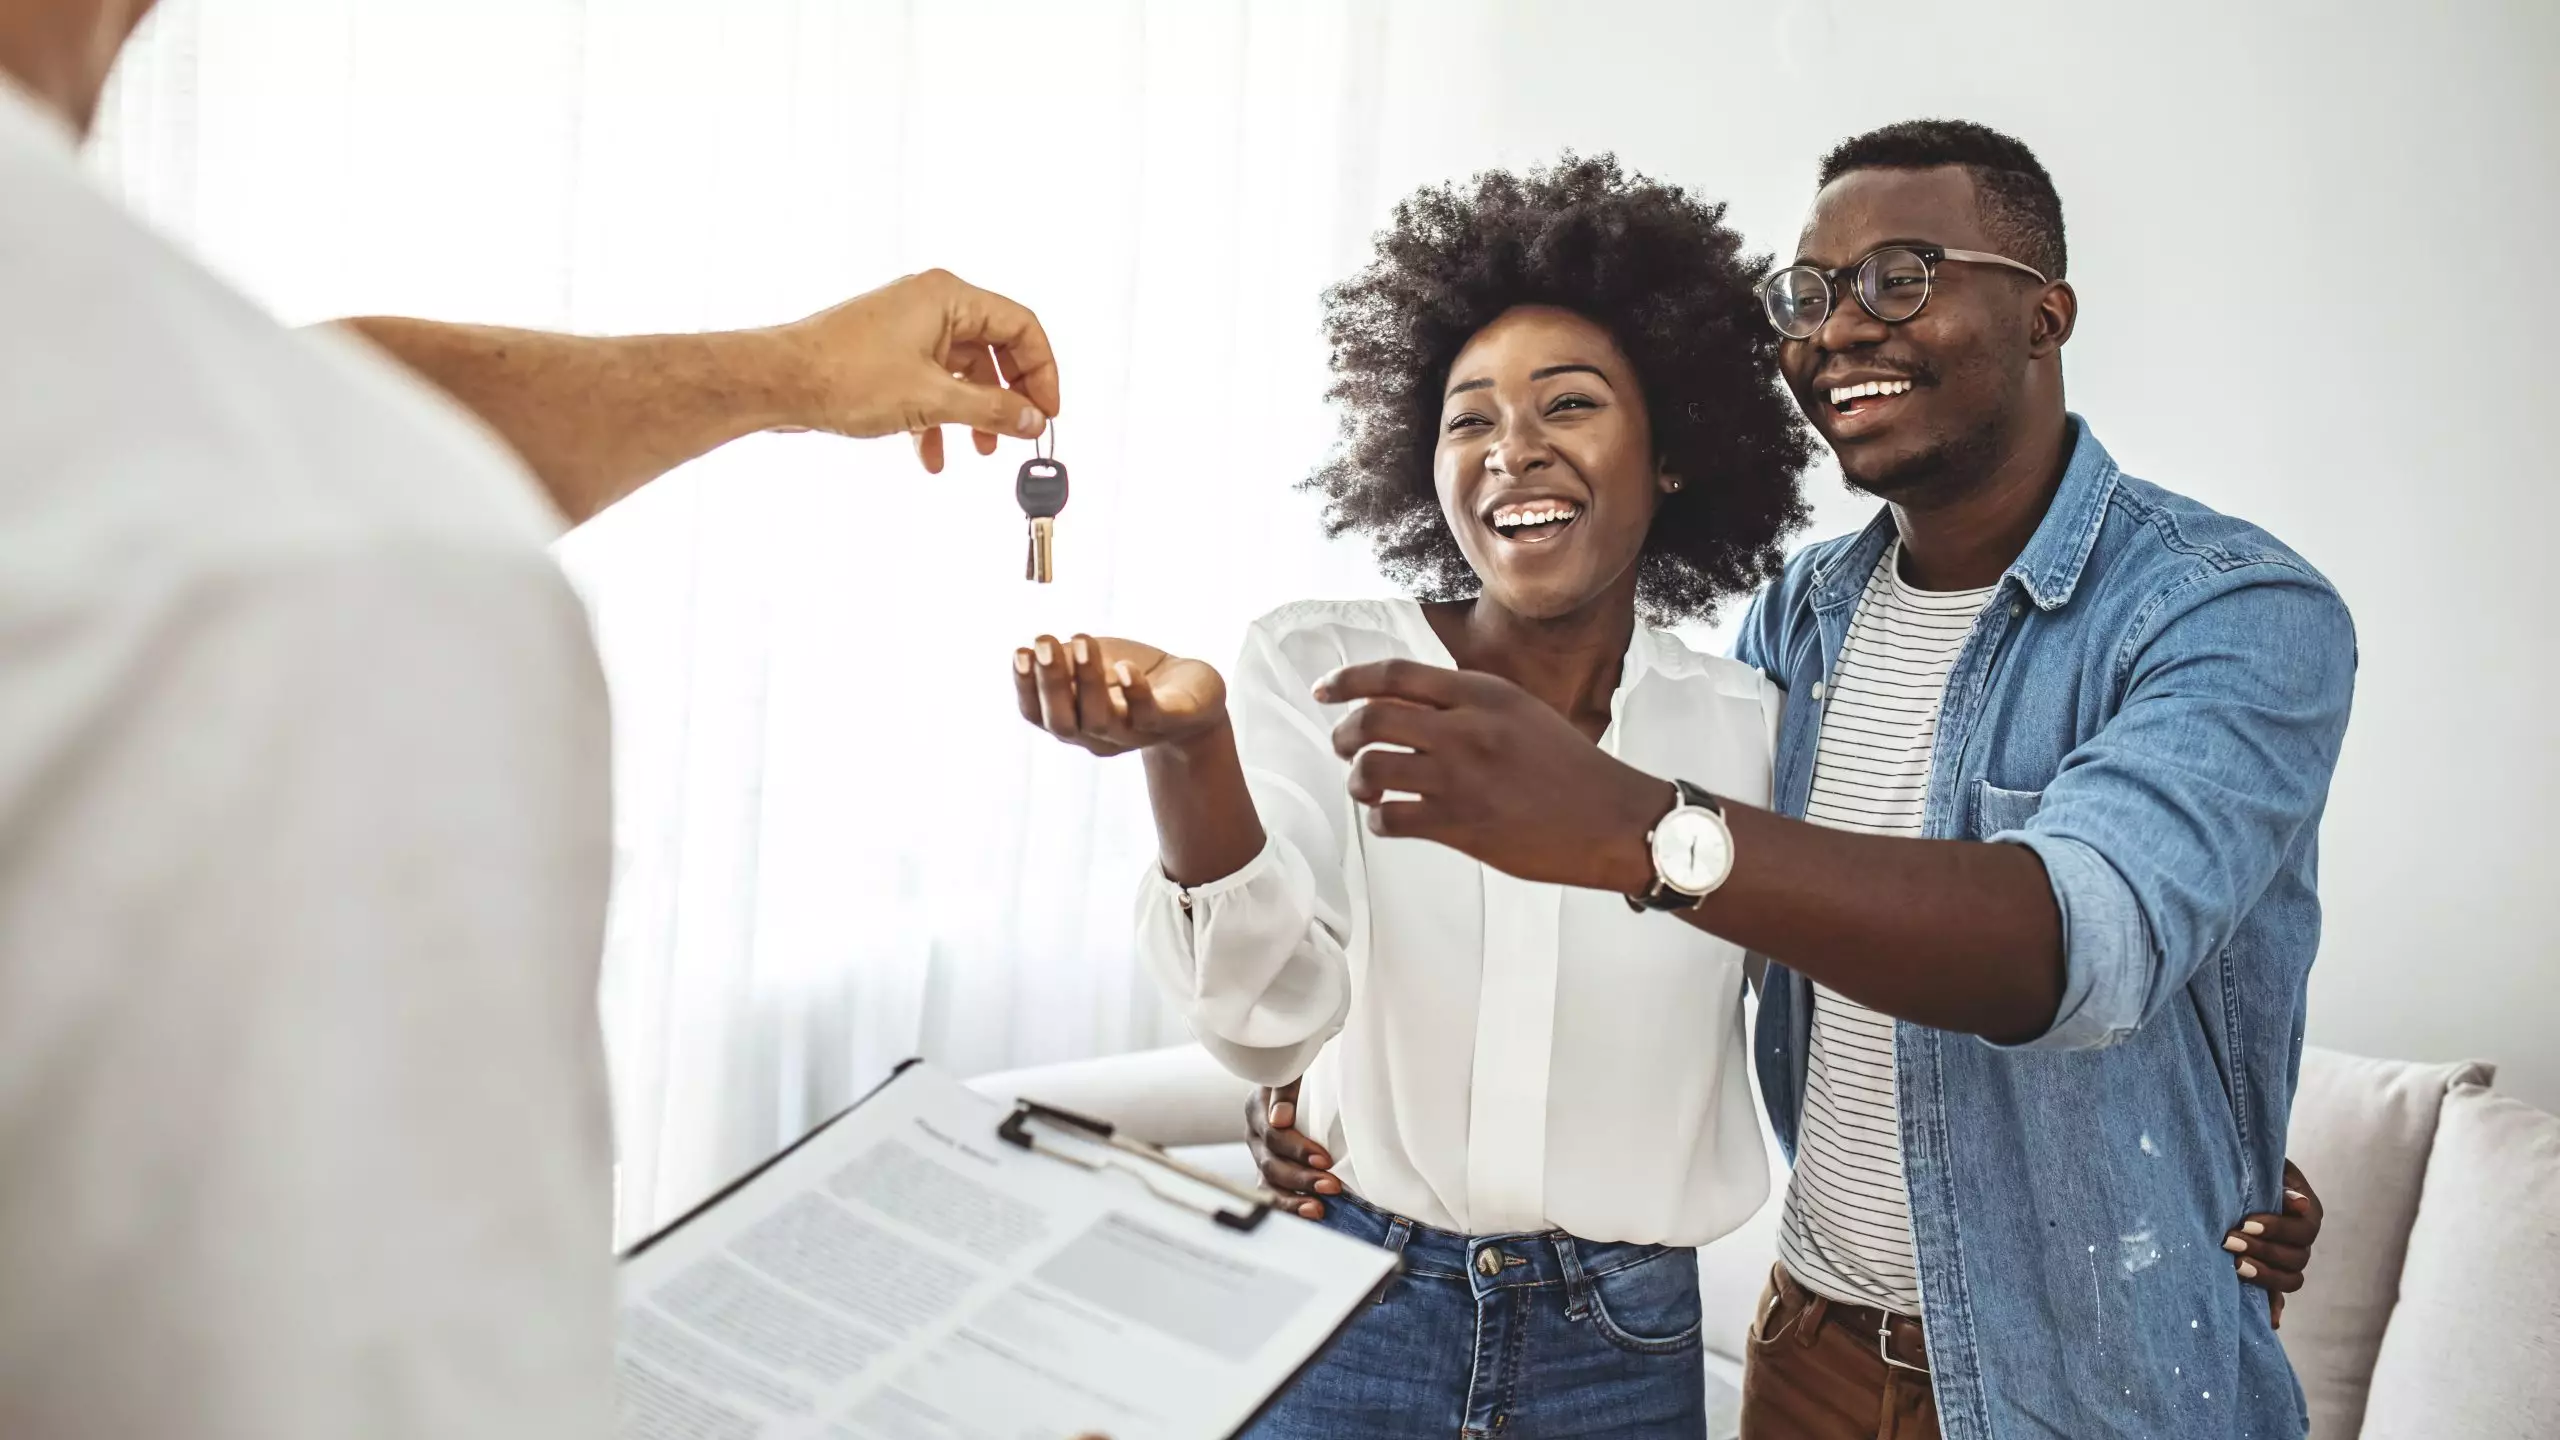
[1839,416,2008,509]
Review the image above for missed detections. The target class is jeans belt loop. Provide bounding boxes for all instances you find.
[1798,1292,1829,1349]
[1371,1216,1412,1305]
[1555,1234,1592,1321]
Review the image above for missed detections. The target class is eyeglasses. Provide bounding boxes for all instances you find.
[1759,244,2050,341]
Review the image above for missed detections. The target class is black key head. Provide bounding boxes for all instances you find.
[1016,458,1069,519]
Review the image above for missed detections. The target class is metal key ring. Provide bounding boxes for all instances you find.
[1037,419,1057,461]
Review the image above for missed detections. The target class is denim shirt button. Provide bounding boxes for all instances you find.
[1476,1246,1504,1277]
[2010,598,2026,618]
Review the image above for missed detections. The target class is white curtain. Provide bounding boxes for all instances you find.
[89,0,1579,1242]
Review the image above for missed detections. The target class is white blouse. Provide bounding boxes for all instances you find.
[1135,598,1780,1246]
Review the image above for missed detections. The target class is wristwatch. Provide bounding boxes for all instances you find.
[1627,780,1735,912]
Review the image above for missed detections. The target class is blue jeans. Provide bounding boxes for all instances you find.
[1244,1191,1705,1439]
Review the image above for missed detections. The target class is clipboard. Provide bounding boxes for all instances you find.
[995,1096,1287,1233]
[619,1056,928,1264]
[622,1059,1294,1257]
[612,1058,1397,1440]
[991,1096,1387,1439]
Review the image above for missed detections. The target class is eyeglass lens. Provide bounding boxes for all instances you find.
[1763,247,1935,339]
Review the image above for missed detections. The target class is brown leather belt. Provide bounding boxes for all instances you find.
[1768,1261,1932,1375]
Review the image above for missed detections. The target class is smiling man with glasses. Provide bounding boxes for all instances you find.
[1313,119,2353,1439]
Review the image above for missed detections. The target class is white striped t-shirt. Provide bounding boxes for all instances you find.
[1774,543,1997,1316]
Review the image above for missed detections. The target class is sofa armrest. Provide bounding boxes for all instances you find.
[967,1044,1258,1149]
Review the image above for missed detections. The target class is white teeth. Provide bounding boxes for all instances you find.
[1828,379,1914,406]
[1492,501,1580,530]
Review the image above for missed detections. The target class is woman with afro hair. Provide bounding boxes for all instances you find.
[1013,154,1811,1437]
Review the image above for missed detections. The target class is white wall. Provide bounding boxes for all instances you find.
[1416,0,2558,1106]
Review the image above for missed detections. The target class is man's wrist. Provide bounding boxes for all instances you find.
[721,326,820,433]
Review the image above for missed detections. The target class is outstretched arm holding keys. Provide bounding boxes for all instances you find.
[342,267,1062,523]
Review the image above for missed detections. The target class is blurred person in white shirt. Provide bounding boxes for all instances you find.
[0,4,1058,1438]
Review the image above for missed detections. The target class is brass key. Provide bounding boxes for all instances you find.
[1016,454,1069,584]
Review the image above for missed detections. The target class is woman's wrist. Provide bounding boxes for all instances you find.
[1144,712,1237,768]
[1139,716,1265,888]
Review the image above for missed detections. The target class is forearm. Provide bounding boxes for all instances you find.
[1139,721,1269,888]
[337,318,804,524]
[1131,721,1345,1086]
[1587,784,2063,1040]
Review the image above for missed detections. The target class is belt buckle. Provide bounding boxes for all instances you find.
[1878,1316,1930,1375]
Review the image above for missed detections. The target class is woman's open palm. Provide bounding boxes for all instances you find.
[1013,634,1228,757]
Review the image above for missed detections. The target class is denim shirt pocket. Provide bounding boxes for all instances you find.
[1973,780,2046,839]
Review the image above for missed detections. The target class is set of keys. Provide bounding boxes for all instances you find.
[1015,425,1068,584]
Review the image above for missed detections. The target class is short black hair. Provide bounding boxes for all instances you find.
[1308,154,1812,624]
[1818,119,2067,280]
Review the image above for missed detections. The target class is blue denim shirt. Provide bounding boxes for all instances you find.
[1732,419,2355,1440]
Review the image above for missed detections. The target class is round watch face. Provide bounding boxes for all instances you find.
[1650,806,1733,895]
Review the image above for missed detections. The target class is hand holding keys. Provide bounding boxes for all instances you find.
[1016,432,1069,583]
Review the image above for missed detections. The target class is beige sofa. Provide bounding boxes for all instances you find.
[2276,1049,2558,1439]
[970,1043,2560,1439]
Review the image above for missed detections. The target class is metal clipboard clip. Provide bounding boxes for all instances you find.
[997,1098,1285,1232]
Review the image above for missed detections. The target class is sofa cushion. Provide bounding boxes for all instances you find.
[2278,1047,2493,1438]
[2358,1084,2560,1440]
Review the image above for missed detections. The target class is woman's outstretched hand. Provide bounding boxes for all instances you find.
[1014,634,1228,756]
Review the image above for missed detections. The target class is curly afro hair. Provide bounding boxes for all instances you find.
[1307,153,1812,624]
